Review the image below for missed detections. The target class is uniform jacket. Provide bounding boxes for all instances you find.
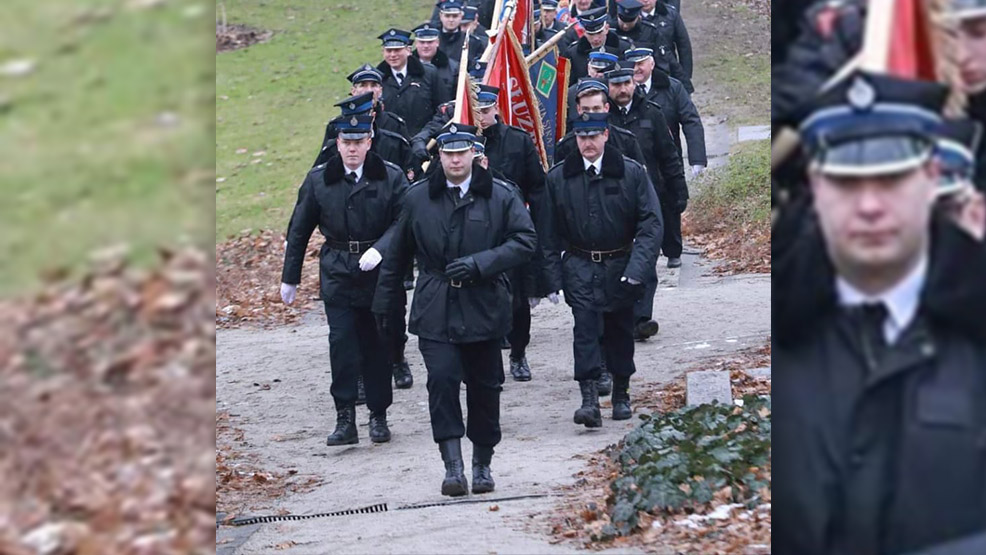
[312,108,408,167]
[541,145,662,311]
[377,56,451,136]
[372,164,537,343]
[643,69,706,166]
[773,217,986,555]
[312,124,416,175]
[282,151,409,307]
[414,49,459,101]
[609,89,688,201]
[564,32,633,86]
[438,28,487,67]
[612,18,662,54]
[555,124,646,167]
[646,1,692,79]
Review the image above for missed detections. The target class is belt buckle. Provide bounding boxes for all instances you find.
[450,279,462,288]
[348,241,360,254]
[590,251,602,263]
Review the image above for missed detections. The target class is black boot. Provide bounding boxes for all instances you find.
[326,405,358,446]
[438,439,469,496]
[633,319,660,341]
[471,445,495,494]
[612,376,632,420]
[393,360,413,389]
[369,411,391,443]
[573,379,602,428]
[509,355,532,381]
[596,369,612,396]
[356,375,366,405]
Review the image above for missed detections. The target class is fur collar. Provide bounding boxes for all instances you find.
[562,144,626,179]
[649,69,670,90]
[427,163,494,199]
[773,215,986,346]
[414,49,452,70]
[375,55,426,81]
[577,32,623,54]
[323,150,388,186]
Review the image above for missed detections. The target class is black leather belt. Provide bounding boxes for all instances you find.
[568,244,632,263]
[420,267,476,289]
[326,239,379,254]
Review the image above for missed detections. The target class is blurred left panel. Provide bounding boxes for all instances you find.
[0,0,216,552]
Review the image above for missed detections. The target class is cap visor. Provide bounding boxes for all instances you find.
[440,141,474,152]
[813,136,932,177]
[383,42,408,48]
[574,129,606,136]
[338,131,371,140]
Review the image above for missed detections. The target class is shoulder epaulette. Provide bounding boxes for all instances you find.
[379,128,411,146]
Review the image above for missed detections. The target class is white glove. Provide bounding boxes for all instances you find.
[691,165,705,177]
[528,297,541,309]
[547,292,560,304]
[280,283,298,305]
[621,276,641,285]
[358,247,382,272]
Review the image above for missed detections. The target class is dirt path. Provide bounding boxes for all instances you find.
[216,1,770,552]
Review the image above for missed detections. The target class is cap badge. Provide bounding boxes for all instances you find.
[449,124,458,133]
[389,30,396,36]
[581,113,590,121]
[848,76,876,110]
[350,117,359,126]
[349,102,356,109]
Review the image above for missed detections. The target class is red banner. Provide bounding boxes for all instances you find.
[511,0,534,53]
[487,25,548,169]
[860,0,937,80]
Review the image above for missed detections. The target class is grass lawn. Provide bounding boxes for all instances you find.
[0,0,215,297]
[690,139,770,228]
[216,0,436,242]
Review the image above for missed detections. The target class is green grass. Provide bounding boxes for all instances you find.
[691,139,770,227]
[216,0,436,242]
[0,0,214,297]
[702,51,769,126]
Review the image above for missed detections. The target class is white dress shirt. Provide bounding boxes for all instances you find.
[447,174,472,198]
[640,76,652,95]
[393,66,407,84]
[343,164,364,182]
[836,255,928,345]
[583,156,602,175]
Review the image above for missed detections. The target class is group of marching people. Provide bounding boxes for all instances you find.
[279,0,707,498]
[772,1,986,554]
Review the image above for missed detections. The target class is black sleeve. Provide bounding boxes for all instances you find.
[676,87,707,166]
[281,176,320,285]
[673,13,693,79]
[650,108,688,200]
[372,191,415,315]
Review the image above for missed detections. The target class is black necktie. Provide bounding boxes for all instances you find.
[637,83,647,95]
[852,302,889,370]
[395,73,404,86]
[621,106,629,116]
[347,172,358,184]
[586,165,597,177]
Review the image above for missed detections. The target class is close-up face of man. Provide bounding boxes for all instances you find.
[617,16,639,32]
[633,57,655,83]
[441,11,463,32]
[576,90,610,115]
[810,161,939,283]
[541,9,556,27]
[383,45,410,69]
[441,148,475,182]
[957,15,986,93]
[415,38,439,61]
[586,24,609,48]
[477,105,498,129]
[336,136,373,169]
[576,129,609,161]
[608,79,635,105]
[352,80,383,102]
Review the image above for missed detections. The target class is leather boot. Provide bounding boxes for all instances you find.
[369,411,391,443]
[509,356,532,381]
[326,405,358,446]
[471,445,495,494]
[612,376,632,420]
[438,439,469,496]
[393,360,413,389]
[596,369,613,396]
[573,379,602,428]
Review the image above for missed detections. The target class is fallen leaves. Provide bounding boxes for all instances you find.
[216,229,320,329]
[216,23,273,53]
[0,247,215,552]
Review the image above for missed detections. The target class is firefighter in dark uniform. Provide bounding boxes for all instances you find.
[934,119,986,241]
[557,0,610,46]
[611,0,663,56]
[412,22,459,101]
[773,71,986,555]
[540,112,662,428]
[410,60,488,165]
[566,52,618,132]
[460,6,489,41]
[431,0,496,30]
[312,93,416,177]
[564,7,632,86]
[436,0,487,66]
[472,85,548,381]
[540,0,567,37]
[557,78,646,166]
[371,125,537,496]
[643,0,692,92]
[607,61,687,340]
[627,47,706,178]
[280,114,409,446]
[376,28,450,137]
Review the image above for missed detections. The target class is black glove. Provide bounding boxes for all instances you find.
[616,277,645,303]
[411,139,429,162]
[445,256,480,281]
[676,196,688,214]
[374,313,392,338]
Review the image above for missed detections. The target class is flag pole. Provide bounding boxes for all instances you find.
[525,21,577,65]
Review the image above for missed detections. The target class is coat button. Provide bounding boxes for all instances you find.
[850,450,865,469]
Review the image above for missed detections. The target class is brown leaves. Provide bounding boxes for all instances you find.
[683,212,771,276]
[216,24,272,53]
[216,230,320,329]
[0,247,215,552]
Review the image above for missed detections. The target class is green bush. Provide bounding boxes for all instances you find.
[606,395,771,535]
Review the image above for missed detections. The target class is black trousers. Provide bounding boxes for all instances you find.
[633,275,659,323]
[571,306,636,382]
[507,301,531,360]
[418,338,505,447]
[325,303,392,414]
[661,200,683,258]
